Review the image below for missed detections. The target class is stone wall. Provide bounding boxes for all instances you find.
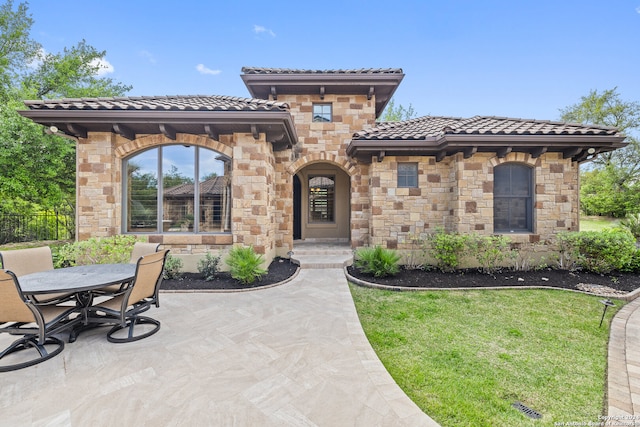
[368,151,580,250]
[277,93,377,251]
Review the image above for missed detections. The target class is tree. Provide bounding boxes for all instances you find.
[0,0,132,214]
[0,0,39,100]
[560,88,640,217]
[379,98,417,122]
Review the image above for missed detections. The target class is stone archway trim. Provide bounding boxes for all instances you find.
[488,152,538,168]
[287,153,358,176]
[114,133,233,159]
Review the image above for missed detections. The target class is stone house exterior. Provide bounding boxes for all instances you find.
[20,67,626,269]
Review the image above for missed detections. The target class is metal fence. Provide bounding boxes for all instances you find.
[0,212,74,244]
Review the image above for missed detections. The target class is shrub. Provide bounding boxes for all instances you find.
[354,246,401,277]
[621,213,640,241]
[225,246,267,285]
[55,235,139,267]
[556,229,637,274]
[467,234,512,274]
[163,254,183,280]
[197,251,221,281]
[403,233,428,270]
[621,248,640,273]
[425,228,469,272]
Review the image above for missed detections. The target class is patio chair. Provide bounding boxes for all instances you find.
[0,247,74,305]
[0,269,80,372]
[88,249,169,343]
[129,242,161,264]
[94,242,162,296]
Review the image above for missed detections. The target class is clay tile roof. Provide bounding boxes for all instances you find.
[164,176,227,197]
[241,67,403,75]
[23,94,290,111]
[353,115,622,140]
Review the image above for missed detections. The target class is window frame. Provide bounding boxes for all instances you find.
[122,145,231,234]
[312,103,332,123]
[397,162,418,188]
[308,175,335,223]
[493,163,534,233]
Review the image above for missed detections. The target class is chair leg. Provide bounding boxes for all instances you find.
[0,336,65,372]
[106,316,160,343]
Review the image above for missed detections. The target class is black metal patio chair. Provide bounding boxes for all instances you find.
[0,270,80,372]
[0,247,74,305]
[87,249,169,343]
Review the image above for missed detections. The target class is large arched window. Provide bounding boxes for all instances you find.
[124,145,231,233]
[493,163,533,233]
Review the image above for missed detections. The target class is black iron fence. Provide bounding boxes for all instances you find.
[0,212,74,244]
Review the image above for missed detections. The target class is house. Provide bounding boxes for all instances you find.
[19,67,626,269]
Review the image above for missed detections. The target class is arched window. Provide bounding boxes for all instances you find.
[124,145,231,233]
[493,163,533,233]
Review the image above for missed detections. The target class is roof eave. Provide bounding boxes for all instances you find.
[18,109,299,149]
[347,134,628,163]
[241,72,404,118]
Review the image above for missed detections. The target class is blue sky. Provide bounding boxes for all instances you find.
[27,0,640,122]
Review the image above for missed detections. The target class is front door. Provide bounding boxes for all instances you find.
[294,163,350,241]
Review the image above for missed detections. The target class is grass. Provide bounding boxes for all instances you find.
[580,216,620,231]
[349,285,622,427]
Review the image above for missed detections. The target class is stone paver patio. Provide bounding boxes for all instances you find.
[1,268,439,427]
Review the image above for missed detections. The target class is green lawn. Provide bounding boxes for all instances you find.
[580,216,620,231]
[350,285,622,427]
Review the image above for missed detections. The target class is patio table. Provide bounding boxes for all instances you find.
[19,264,137,341]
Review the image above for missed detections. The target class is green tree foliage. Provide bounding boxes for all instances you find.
[379,98,417,122]
[21,39,132,99]
[560,88,640,217]
[163,165,193,189]
[0,1,132,215]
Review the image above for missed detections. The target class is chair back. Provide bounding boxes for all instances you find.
[0,270,36,324]
[0,247,54,277]
[129,242,161,264]
[127,249,169,307]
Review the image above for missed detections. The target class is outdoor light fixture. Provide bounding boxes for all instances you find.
[599,299,615,327]
[587,147,596,154]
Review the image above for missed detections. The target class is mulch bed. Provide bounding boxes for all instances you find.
[346,265,640,297]
[161,257,299,291]
[160,254,640,297]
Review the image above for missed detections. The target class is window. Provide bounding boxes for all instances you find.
[312,104,332,122]
[397,163,418,188]
[493,163,533,233]
[124,145,231,233]
[308,176,335,222]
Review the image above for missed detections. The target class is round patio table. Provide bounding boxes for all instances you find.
[19,264,136,295]
[19,264,137,342]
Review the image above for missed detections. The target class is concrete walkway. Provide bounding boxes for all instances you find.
[0,267,439,426]
[607,296,640,417]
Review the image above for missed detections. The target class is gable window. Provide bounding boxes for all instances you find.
[312,104,332,122]
[308,176,335,222]
[493,163,533,233]
[397,163,418,188]
[124,145,231,233]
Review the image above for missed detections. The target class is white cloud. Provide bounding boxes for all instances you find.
[27,47,47,69]
[196,64,221,75]
[637,6,640,13]
[90,57,114,76]
[139,50,157,64]
[253,24,276,37]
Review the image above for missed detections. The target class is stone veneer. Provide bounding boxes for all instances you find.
[75,93,580,269]
[368,151,579,250]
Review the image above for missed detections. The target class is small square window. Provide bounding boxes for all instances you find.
[313,104,332,122]
[398,163,418,188]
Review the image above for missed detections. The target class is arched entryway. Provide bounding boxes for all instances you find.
[293,163,350,241]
